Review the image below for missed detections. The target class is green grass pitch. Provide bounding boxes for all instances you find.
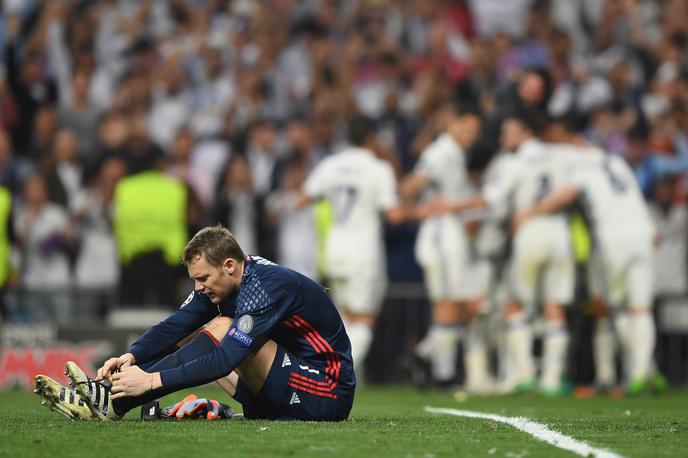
[0,386,686,457]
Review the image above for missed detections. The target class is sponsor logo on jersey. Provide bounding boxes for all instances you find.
[181,291,194,308]
[282,353,291,367]
[229,328,253,346]
[289,392,301,405]
[299,364,320,374]
[237,315,254,334]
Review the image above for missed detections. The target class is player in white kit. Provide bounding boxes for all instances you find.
[423,115,569,393]
[515,138,658,394]
[400,106,483,387]
[462,146,518,393]
[508,139,580,395]
[300,117,406,374]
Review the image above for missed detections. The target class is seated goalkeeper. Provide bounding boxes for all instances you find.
[35,225,356,421]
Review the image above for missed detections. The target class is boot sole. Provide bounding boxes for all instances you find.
[33,375,88,420]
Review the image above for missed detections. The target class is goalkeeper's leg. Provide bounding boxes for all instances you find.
[81,316,277,419]
[68,317,226,419]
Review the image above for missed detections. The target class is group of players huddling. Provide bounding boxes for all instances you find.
[305,105,661,398]
[419,109,658,397]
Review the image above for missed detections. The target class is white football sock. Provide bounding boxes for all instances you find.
[594,318,616,387]
[629,311,656,381]
[342,319,373,372]
[539,321,569,390]
[505,313,534,384]
[464,320,491,389]
[414,327,435,360]
[421,324,462,382]
[614,311,632,381]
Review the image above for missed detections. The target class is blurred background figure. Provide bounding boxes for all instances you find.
[73,157,126,322]
[400,105,482,389]
[301,116,408,376]
[56,69,100,166]
[265,157,317,280]
[13,174,73,324]
[167,128,212,214]
[43,128,83,212]
[649,175,687,300]
[113,149,188,309]
[0,182,12,323]
[213,153,259,256]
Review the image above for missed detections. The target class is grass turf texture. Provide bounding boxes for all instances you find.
[0,386,686,458]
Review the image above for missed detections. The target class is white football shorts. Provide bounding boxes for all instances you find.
[511,216,575,308]
[588,230,654,310]
[415,216,478,301]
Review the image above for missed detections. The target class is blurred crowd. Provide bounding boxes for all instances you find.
[0,0,687,332]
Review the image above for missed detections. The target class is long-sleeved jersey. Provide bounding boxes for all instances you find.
[127,256,355,402]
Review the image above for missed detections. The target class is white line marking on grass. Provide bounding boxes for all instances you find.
[425,406,624,458]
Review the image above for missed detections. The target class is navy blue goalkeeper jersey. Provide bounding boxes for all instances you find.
[127,256,355,402]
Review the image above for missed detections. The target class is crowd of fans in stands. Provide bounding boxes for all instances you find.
[0,0,687,324]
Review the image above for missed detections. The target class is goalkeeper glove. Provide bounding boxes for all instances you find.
[161,395,223,420]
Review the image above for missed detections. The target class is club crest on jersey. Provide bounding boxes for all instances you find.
[289,392,300,405]
[237,315,254,334]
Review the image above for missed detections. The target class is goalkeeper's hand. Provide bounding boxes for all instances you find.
[161,395,223,420]
[97,353,135,381]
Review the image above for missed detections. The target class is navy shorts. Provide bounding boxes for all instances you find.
[234,345,353,421]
